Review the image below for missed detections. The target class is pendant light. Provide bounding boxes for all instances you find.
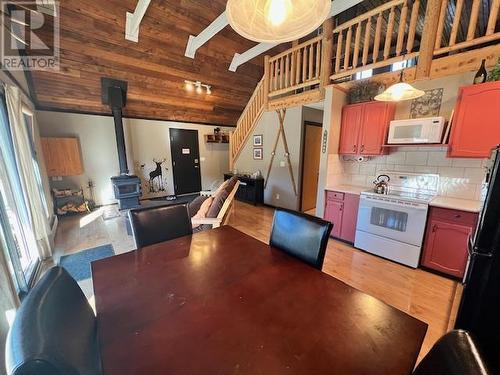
[375,70,425,102]
[226,0,331,43]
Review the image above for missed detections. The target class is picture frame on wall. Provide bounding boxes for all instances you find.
[253,148,263,160]
[253,134,263,147]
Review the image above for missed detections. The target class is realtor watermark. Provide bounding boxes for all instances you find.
[1,1,60,71]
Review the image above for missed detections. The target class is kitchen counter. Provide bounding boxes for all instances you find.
[430,196,482,213]
[325,185,367,195]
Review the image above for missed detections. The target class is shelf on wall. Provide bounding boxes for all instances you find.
[205,134,229,144]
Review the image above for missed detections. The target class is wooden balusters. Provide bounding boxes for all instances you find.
[407,0,420,53]
[373,12,383,63]
[434,0,447,50]
[384,6,396,60]
[467,0,480,41]
[449,0,464,47]
[335,31,343,73]
[362,17,371,66]
[487,0,500,35]
[344,26,352,70]
[352,22,362,69]
[396,1,408,56]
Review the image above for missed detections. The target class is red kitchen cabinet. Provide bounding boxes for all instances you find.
[421,207,478,278]
[324,200,343,238]
[449,81,500,158]
[339,104,363,155]
[339,101,395,156]
[324,191,360,243]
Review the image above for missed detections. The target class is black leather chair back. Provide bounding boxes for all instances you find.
[128,203,192,248]
[5,267,101,375]
[413,330,491,375]
[270,208,333,270]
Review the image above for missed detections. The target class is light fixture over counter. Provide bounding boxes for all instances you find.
[374,70,425,102]
[226,0,331,43]
[185,80,212,95]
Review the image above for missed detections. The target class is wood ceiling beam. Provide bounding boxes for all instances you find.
[125,0,151,42]
[228,0,365,72]
[185,12,228,58]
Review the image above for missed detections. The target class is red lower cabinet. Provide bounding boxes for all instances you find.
[324,191,360,243]
[421,207,478,278]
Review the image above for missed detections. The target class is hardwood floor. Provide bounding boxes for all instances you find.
[54,200,460,361]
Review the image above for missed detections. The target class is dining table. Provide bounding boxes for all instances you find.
[92,225,427,374]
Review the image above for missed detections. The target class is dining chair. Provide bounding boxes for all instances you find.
[128,203,192,248]
[270,208,333,270]
[5,266,102,375]
[413,330,491,375]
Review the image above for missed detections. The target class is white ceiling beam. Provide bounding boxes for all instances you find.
[125,0,151,42]
[229,43,277,72]
[228,0,364,72]
[185,12,228,59]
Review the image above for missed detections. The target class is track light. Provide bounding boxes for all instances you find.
[184,80,212,95]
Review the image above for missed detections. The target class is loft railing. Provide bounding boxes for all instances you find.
[267,36,323,98]
[434,0,500,56]
[330,0,422,81]
[229,77,266,170]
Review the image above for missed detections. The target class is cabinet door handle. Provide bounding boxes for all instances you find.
[432,224,437,233]
[360,145,365,152]
[352,145,357,152]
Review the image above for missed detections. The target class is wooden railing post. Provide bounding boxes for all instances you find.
[263,55,270,110]
[320,18,333,92]
[415,0,441,79]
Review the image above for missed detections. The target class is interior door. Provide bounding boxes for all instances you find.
[170,129,202,195]
[339,104,363,155]
[301,123,322,212]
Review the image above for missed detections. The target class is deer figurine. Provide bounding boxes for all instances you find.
[149,158,167,192]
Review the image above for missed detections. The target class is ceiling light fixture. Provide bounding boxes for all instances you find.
[184,80,212,95]
[226,0,331,43]
[374,70,425,102]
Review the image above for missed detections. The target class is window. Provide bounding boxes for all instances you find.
[0,92,39,295]
[391,60,414,72]
[22,109,49,218]
[355,69,373,80]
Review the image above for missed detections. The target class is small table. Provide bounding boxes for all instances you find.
[92,226,427,374]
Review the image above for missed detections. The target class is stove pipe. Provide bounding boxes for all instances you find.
[102,78,128,175]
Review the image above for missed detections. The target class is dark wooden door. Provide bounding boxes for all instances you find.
[170,129,202,195]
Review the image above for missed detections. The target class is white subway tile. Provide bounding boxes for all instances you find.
[351,174,367,187]
[386,151,406,164]
[451,158,483,168]
[394,165,415,172]
[414,166,438,174]
[359,164,376,175]
[427,151,453,167]
[438,167,465,178]
[445,183,479,200]
[405,151,429,166]
[464,168,487,184]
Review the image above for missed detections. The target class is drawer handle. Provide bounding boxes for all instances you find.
[454,214,461,219]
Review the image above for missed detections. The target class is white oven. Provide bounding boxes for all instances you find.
[387,117,445,144]
[354,194,429,268]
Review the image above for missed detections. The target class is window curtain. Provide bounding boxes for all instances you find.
[4,84,51,259]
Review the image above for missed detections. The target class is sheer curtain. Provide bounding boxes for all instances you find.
[4,84,51,259]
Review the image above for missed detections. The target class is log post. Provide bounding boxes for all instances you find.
[415,0,441,79]
[320,18,334,92]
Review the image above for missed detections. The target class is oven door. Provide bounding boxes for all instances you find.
[356,195,428,246]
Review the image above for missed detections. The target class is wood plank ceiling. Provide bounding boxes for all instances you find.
[24,0,287,126]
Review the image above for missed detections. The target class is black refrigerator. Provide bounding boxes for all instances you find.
[455,145,500,369]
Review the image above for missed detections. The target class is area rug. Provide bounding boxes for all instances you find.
[59,244,115,281]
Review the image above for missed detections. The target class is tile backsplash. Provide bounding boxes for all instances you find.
[331,146,488,200]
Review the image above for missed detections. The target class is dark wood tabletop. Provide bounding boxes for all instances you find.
[92,226,427,375]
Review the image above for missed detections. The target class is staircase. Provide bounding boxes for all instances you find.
[229,77,267,170]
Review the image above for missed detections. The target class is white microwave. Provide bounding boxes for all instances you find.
[387,117,446,144]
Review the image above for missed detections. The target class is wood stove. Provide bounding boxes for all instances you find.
[102,77,141,210]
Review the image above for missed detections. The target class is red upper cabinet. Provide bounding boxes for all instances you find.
[339,104,363,155]
[339,102,395,156]
[449,82,500,158]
